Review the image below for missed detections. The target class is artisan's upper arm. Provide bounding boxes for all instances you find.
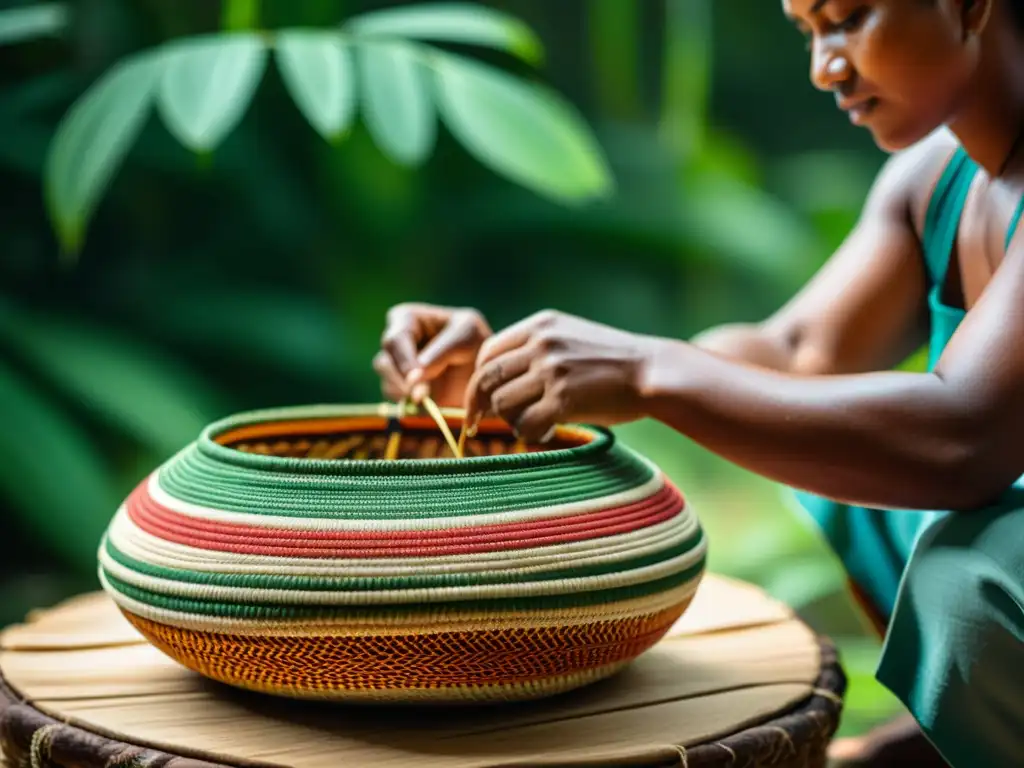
[930,223,1024,495]
[761,140,949,376]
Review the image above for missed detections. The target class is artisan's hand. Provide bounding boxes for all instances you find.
[374,303,492,408]
[463,310,657,441]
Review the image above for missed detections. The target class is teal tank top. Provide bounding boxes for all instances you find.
[794,144,1024,620]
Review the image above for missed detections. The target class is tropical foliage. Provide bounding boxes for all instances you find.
[0,0,896,738]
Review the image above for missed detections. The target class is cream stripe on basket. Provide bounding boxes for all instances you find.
[100,536,708,606]
[107,504,698,576]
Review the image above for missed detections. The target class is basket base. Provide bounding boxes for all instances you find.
[119,601,692,704]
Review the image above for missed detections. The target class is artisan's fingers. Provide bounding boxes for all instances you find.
[380,316,423,380]
[463,348,535,432]
[476,310,555,369]
[512,396,560,444]
[373,351,408,402]
[411,310,490,384]
[488,373,546,435]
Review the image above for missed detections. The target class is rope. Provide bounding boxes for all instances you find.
[104,747,149,768]
[29,724,60,768]
[714,742,737,762]
[765,725,797,756]
[812,686,845,706]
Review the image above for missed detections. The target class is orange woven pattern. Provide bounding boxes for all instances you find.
[122,600,691,699]
[232,433,532,460]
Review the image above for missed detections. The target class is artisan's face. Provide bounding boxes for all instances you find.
[782,0,986,150]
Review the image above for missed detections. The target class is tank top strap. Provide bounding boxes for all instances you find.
[921,146,978,288]
[1006,193,1024,251]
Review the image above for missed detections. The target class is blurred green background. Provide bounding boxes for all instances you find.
[1,0,899,741]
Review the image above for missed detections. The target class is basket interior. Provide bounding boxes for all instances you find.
[214,414,592,460]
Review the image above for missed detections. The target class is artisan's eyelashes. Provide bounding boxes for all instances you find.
[800,5,870,50]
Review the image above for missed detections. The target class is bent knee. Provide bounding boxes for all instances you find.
[903,543,1023,640]
[878,508,1024,765]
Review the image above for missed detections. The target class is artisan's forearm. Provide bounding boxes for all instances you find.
[639,338,999,511]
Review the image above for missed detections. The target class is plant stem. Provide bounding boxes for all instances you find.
[587,0,642,121]
[660,0,712,163]
[221,0,260,31]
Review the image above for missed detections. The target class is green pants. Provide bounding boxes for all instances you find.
[795,488,1024,767]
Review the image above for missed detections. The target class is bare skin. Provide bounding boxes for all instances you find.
[376,1,1024,763]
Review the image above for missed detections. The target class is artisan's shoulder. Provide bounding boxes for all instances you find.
[866,129,961,236]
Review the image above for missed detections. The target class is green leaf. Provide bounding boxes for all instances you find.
[660,0,712,160]
[897,345,929,373]
[131,286,360,385]
[0,358,120,574]
[0,71,82,117]
[345,3,542,66]
[677,169,821,279]
[0,120,48,178]
[433,53,613,204]
[157,33,268,153]
[771,150,880,214]
[0,2,68,47]
[0,304,222,456]
[587,0,642,120]
[357,41,435,166]
[761,554,845,611]
[221,0,260,31]
[44,52,165,255]
[275,30,355,142]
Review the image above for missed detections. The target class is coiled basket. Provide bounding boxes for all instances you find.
[98,403,708,704]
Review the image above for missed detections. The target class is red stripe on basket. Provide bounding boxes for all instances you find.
[125,481,685,558]
[133,482,679,541]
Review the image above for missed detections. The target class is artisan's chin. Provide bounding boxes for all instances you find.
[860,108,937,153]
[866,116,936,153]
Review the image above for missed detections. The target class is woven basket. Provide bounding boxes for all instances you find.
[97,403,708,704]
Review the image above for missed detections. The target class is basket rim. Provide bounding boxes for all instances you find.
[195,403,617,475]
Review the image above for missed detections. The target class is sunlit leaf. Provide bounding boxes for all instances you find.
[0,358,119,573]
[157,33,268,152]
[0,304,222,455]
[346,3,542,66]
[357,41,435,166]
[433,53,613,203]
[275,30,355,142]
[44,52,165,255]
[0,2,68,47]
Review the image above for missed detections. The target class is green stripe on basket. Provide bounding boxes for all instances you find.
[100,559,705,620]
[103,528,704,592]
[157,444,656,518]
